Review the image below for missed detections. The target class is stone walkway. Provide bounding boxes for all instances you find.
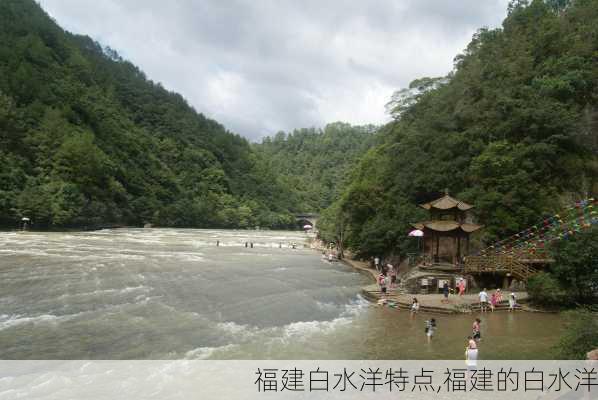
[342,257,529,314]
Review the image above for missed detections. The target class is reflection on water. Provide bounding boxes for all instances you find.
[0,229,563,359]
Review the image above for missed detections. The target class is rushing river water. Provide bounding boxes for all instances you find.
[0,229,564,359]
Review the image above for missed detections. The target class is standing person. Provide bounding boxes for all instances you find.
[490,291,497,312]
[472,318,482,342]
[509,292,517,311]
[374,256,380,271]
[478,288,489,312]
[442,281,449,304]
[411,298,420,313]
[458,279,466,296]
[388,264,397,289]
[496,288,503,304]
[378,272,387,296]
[425,318,436,341]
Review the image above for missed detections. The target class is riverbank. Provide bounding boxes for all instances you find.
[340,257,532,314]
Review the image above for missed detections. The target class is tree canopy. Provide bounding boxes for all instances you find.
[0,0,297,229]
[320,0,598,258]
[254,123,379,213]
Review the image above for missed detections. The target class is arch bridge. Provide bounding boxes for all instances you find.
[295,213,319,229]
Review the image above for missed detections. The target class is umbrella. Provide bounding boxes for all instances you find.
[21,217,30,221]
[408,229,423,237]
[303,224,313,229]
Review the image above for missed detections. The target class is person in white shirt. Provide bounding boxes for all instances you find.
[509,292,517,311]
[425,318,436,342]
[479,288,489,312]
[466,338,478,370]
[411,297,419,313]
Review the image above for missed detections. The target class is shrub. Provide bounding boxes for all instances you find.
[550,226,598,304]
[554,309,598,359]
[527,272,567,307]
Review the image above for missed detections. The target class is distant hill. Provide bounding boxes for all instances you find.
[0,0,297,229]
[254,122,379,213]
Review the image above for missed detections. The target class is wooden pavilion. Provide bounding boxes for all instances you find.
[411,190,482,265]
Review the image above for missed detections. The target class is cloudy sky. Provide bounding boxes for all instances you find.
[39,0,509,141]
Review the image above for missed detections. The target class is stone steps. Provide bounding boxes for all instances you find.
[468,300,522,311]
[361,289,457,315]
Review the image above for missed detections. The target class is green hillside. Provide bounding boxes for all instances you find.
[0,0,296,229]
[254,122,379,213]
[320,0,598,257]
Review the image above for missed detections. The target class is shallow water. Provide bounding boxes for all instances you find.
[0,228,564,359]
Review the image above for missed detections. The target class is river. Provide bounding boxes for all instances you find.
[0,229,563,359]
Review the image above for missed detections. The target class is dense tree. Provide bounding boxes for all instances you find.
[0,0,298,229]
[254,122,379,213]
[321,0,598,258]
[549,226,598,303]
[555,309,598,359]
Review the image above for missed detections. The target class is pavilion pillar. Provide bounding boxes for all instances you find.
[466,236,470,255]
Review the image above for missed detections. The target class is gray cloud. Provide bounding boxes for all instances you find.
[39,0,509,141]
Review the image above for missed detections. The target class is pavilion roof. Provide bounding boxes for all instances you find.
[419,193,473,211]
[411,221,482,233]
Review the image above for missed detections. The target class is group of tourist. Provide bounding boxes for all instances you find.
[478,288,517,312]
[375,258,398,294]
[421,315,481,364]
[373,256,518,362]
[378,290,520,363]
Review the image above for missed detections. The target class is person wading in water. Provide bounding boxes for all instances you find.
[411,298,419,313]
[466,336,478,371]
[425,318,436,342]
[472,318,482,342]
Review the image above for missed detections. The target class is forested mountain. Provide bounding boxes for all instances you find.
[254,123,379,213]
[0,0,297,229]
[320,0,598,257]
[3,0,595,240]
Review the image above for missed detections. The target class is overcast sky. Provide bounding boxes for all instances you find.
[39,0,509,141]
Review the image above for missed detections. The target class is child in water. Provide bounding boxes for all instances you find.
[472,318,481,342]
[425,318,436,341]
[411,298,419,313]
